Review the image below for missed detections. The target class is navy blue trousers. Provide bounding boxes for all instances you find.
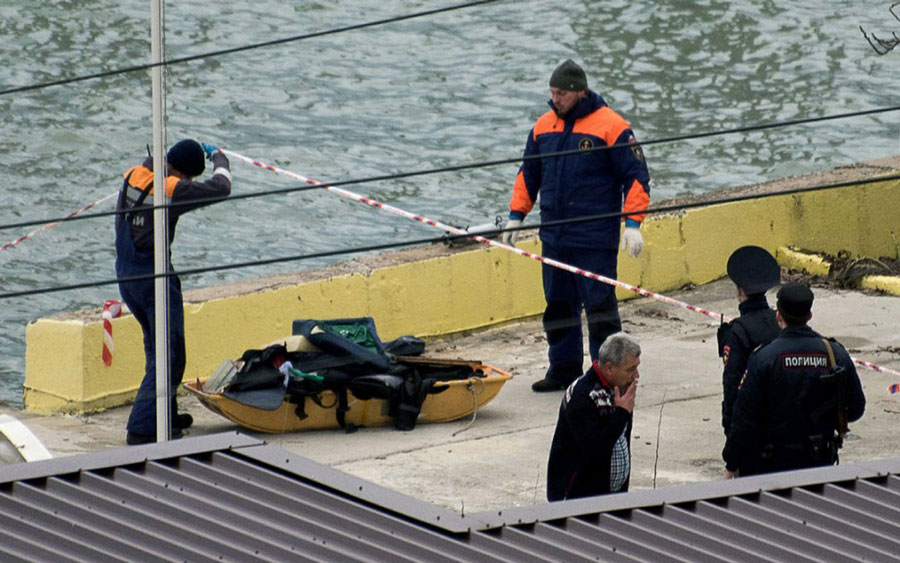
[116,221,185,436]
[118,274,185,435]
[541,243,622,384]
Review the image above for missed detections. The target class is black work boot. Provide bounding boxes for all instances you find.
[531,378,569,392]
[173,413,193,430]
[532,362,582,392]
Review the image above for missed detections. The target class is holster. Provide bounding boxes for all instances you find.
[806,433,839,465]
[760,436,838,472]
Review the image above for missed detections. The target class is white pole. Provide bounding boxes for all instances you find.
[150,0,170,442]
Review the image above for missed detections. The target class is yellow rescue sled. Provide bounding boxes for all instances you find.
[184,317,511,434]
[184,357,510,434]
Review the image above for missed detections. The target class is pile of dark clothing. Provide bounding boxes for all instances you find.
[223,317,483,431]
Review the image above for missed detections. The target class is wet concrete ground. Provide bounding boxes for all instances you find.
[3,278,899,513]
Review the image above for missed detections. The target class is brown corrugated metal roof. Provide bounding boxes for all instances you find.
[2,432,899,562]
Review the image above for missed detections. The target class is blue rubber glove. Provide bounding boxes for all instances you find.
[200,142,219,159]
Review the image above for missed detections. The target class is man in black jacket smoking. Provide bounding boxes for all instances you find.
[547,332,641,501]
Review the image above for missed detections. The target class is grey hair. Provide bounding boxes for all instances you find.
[597,332,641,366]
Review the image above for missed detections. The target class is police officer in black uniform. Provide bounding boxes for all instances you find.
[717,246,781,435]
[723,283,866,477]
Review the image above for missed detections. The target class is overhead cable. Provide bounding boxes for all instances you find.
[5,161,898,379]
[3,170,898,300]
[3,103,900,237]
[0,192,118,250]
[3,166,900,254]
[499,172,900,237]
[0,0,500,97]
[0,232,444,300]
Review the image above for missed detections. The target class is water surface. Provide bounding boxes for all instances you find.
[1,0,898,405]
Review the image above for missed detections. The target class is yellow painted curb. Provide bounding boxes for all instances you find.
[23,171,900,413]
[775,246,900,296]
[776,246,832,277]
[860,275,900,296]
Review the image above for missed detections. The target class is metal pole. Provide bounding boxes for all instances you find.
[150,0,170,442]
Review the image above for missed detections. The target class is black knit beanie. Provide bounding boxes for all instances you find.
[549,59,587,91]
[166,139,206,177]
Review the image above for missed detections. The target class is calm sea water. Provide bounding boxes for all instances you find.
[1,0,898,406]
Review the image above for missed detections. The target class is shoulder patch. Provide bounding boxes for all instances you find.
[628,134,645,161]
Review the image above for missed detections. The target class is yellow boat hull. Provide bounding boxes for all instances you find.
[184,358,511,434]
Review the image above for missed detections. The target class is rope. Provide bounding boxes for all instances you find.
[1,156,898,381]
[452,377,485,437]
[0,230,455,299]
[219,148,715,323]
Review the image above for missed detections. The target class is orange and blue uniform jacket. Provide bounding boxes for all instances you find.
[115,153,232,254]
[509,91,650,249]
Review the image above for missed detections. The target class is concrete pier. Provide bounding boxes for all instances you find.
[5,278,899,513]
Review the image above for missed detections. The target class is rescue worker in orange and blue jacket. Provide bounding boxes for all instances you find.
[115,139,232,445]
[502,59,651,392]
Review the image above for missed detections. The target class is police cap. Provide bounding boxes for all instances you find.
[726,245,780,294]
[777,282,814,318]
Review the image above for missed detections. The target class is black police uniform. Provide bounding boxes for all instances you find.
[723,285,866,476]
[718,295,779,433]
[718,246,781,434]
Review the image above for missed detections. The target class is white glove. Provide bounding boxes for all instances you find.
[620,226,643,257]
[501,219,522,246]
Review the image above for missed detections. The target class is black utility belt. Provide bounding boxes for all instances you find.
[761,435,839,456]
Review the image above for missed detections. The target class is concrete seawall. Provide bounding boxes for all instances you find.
[24,156,900,413]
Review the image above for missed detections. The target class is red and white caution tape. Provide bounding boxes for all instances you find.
[102,299,123,367]
[1,192,117,251]
[222,149,729,322]
[224,148,900,382]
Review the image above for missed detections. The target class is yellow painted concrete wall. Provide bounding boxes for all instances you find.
[24,176,900,413]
